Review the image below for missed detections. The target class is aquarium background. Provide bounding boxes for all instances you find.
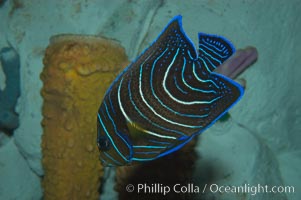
[0,0,300,200]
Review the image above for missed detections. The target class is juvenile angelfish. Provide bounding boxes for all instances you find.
[97,15,254,166]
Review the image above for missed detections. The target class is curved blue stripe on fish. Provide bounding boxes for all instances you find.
[192,62,218,88]
[195,60,220,89]
[103,101,133,158]
[174,76,188,94]
[135,151,161,155]
[148,140,172,145]
[149,48,209,119]
[108,92,116,115]
[133,145,167,149]
[127,77,187,137]
[97,15,244,166]
[103,152,123,166]
[97,113,129,163]
[198,32,235,72]
[181,57,216,93]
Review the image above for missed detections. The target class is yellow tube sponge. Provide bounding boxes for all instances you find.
[40,34,128,200]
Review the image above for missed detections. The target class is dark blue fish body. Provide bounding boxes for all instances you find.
[97,15,243,166]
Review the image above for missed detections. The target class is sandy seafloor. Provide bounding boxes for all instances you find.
[0,0,300,199]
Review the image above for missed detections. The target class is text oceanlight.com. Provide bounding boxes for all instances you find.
[125,183,295,196]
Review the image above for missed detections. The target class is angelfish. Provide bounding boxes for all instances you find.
[97,15,258,166]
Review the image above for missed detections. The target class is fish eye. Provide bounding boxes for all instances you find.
[97,135,111,151]
[97,123,111,151]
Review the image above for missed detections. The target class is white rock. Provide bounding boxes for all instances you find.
[0,138,42,200]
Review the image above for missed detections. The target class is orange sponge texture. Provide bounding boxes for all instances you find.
[40,35,128,200]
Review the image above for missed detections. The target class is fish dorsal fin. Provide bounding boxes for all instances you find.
[141,15,197,61]
[198,32,236,72]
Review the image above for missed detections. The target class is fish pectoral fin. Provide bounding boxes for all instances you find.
[126,121,148,139]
